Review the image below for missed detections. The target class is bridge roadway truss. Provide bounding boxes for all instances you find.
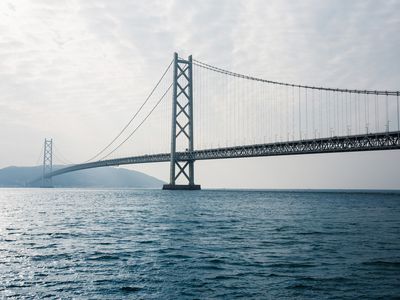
[43,131,400,180]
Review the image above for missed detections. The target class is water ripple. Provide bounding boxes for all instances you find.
[0,188,399,299]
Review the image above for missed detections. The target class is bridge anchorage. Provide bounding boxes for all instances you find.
[163,53,200,190]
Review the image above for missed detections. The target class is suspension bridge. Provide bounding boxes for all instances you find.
[36,52,400,189]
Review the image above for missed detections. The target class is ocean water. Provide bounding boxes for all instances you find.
[0,189,399,299]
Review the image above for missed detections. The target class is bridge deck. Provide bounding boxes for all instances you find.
[45,131,400,179]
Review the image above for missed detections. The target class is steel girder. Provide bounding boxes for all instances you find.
[46,153,171,178]
[181,131,400,161]
[41,131,400,182]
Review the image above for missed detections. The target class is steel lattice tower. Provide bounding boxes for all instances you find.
[163,53,200,190]
[42,138,53,188]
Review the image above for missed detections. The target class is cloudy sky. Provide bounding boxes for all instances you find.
[1,0,399,189]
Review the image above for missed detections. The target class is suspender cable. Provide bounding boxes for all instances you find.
[312,89,315,138]
[333,91,336,136]
[327,90,331,136]
[385,94,389,132]
[375,94,378,132]
[326,90,329,137]
[305,88,308,138]
[341,92,344,135]
[36,143,44,166]
[364,93,367,133]
[319,89,322,138]
[349,92,352,135]
[286,85,289,140]
[374,94,377,132]
[292,85,295,140]
[279,86,282,141]
[357,93,360,134]
[377,94,380,132]
[337,92,340,136]
[367,93,370,133]
[397,92,400,131]
[54,145,75,165]
[346,92,348,135]
[299,86,301,139]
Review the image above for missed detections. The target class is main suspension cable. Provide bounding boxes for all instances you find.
[83,59,173,163]
[36,143,44,166]
[98,83,173,161]
[193,59,399,96]
[53,145,75,165]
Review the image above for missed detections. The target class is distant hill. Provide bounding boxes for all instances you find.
[0,166,164,188]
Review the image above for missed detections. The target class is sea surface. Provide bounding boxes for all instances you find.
[0,188,399,299]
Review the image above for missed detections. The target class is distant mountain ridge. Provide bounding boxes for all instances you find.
[0,166,164,188]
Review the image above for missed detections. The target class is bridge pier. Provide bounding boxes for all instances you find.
[163,52,201,190]
[162,184,201,190]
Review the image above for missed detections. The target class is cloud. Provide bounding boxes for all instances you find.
[0,0,399,188]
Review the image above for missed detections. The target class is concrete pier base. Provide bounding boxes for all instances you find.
[162,184,201,190]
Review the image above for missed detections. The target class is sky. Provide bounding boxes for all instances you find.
[1,0,400,189]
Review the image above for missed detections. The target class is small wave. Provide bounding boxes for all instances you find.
[86,250,131,261]
[208,258,226,264]
[42,294,56,298]
[275,226,296,232]
[227,236,244,241]
[227,219,240,223]
[287,283,310,290]
[137,240,156,244]
[362,260,400,268]
[31,253,71,261]
[269,262,316,268]
[296,275,349,283]
[32,243,57,249]
[267,273,289,278]
[87,254,121,261]
[48,232,80,239]
[3,239,16,242]
[6,284,24,289]
[6,231,21,236]
[165,253,191,259]
[198,265,225,271]
[297,231,350,236]
[213,274,235,280]
[5,227,18,231]
[22,242,36,246]
[190,279,208,288]
[297,231,326,235]
[121,286,142,293]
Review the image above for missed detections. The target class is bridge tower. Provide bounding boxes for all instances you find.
[42,138,53,188]
[163,53,200,190]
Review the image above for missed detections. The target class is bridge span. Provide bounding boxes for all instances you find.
[43,131,400,183]
[36,52,400,189]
